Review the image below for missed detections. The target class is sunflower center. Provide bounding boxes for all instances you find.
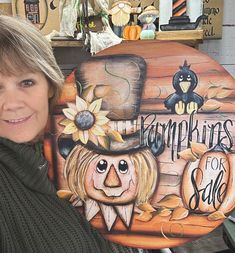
[75,110,95,130]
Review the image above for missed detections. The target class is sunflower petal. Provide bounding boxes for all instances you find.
[95,111,109,117]
[59,118,73,126]
[72,131,80,141]
[67,102,77,112]
[88,131,99,146]
[107,130,124,142]
[79,130,89,144]
[82,85,95,103]
[76,96,87,112]
[98,136,110,149]
[63,122,78,134]
[89,98,102,113]
[95,116,109,126]
[62,108,76,120]
[91,124,106,136]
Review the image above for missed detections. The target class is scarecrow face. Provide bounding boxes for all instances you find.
[84,154,138,204]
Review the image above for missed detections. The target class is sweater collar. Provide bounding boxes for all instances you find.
[0,137,56,195]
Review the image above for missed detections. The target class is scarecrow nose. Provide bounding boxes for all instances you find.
[104,164,121,188]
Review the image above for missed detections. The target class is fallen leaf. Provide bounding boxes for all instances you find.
[216,87,233,99]
[190,142,208,158]
[138,202,156,212]
[207,86,220,99]
[135,211,153,222]
[201,99,222,112]
[207,211,226,221]
[157,208,172,217]
[178,148,198,162]
[158,194,183,209]
[171,207,189,220]
[57,189,73,199]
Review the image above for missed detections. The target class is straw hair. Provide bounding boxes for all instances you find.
[0,15,64,108]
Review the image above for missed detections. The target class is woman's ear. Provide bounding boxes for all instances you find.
[48,86,54,98]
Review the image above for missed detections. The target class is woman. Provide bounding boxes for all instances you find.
[0,15,144,253]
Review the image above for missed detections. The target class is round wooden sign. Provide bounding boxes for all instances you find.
[45,40,235,249]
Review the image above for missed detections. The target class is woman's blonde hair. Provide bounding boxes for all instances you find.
[0,15,64,107]
[64,145,158,205]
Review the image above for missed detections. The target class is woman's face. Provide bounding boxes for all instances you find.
[0,71,50,143]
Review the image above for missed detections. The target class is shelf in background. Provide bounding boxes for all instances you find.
[51,29,204,48]
[157,29,203,40]
[156,29,204,47]
[51,39,84,48]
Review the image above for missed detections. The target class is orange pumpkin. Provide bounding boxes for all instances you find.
[181,144,235,214]
[123,24,141,40]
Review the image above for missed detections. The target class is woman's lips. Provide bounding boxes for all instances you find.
[4,115,33,125]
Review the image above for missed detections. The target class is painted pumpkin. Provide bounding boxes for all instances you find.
[181,144,235,214]
[45,41,235,249]
[123,24,141,40]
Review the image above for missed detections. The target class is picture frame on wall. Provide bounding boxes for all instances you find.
[11,0,60,35]
[0,0,13,15]
[203,0,224,39]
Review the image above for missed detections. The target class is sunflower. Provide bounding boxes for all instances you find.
[60,96,110,145]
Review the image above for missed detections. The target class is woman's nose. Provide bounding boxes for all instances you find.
[2,90,24,111]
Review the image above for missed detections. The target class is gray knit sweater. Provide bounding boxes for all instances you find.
[0,138,143,253]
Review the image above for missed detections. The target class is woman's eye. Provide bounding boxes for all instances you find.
[20,79,35,88]
[96,159,108,173]
[118,160,128,174]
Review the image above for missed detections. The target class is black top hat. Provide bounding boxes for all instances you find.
[58,130,164,158]
[58,54,164,158]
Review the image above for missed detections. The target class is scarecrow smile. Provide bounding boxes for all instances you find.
[99,188,125,197]
[93,177,135,198]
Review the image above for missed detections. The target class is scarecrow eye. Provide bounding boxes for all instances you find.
[179,75,183,81]
[187,75,192,81]
[96,159,108,173]
[118,160,128,174]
